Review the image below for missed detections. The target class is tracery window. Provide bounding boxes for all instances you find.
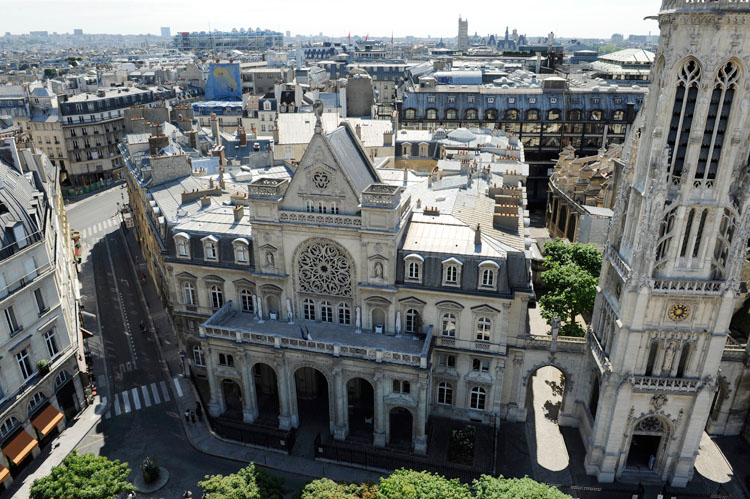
[297,241,352,297]
[636,416,665,434]
[668,60,701,178]
[696,61,739,181]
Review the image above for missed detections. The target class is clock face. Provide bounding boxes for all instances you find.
[668,304,689,321]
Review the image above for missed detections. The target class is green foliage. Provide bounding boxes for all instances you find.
[30,451,134,499]
[473,475,571,499]
[597,44,619,55]
[199,463,287,499]
[36,359,50,373]
[376,469,472,499]
[141,456,159,484]
[539,240,602,337]
[300,478,377,499]
[448,425,476,465]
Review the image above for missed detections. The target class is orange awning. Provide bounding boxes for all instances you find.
[2,430,38,465]
[32,405,64,436]
[0,465,9,484]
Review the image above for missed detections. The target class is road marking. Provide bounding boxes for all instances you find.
[114,394,121,416]
[97,221,103,232]
[160,380,171,402]
[122,390,131,413]
[141,385,152,407]
[173,377,183,397]
[77,435,105,452]
[131,388,141,410]
[151,383,161,404]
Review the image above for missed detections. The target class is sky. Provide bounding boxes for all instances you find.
[6,0,662,39]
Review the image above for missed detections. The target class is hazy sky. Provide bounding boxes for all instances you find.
[7,0,662,39]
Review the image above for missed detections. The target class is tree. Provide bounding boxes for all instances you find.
[199,463,287,499]
[300,478,377,499]
[543,239,602,278]
[30,451,134,499]
[376,469,471,499]
[473,475,571,499]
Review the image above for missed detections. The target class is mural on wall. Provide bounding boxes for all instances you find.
[205,63,241,101]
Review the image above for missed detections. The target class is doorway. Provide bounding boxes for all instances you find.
[222,379,242,419]
[626,434,662,470]
[388,407,413,450]
[347,378,374,441]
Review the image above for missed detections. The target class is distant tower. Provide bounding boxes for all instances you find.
[160,27,171,38]
[457,16,468,51]
[583,0,750,487]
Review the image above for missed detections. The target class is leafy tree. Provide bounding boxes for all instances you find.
[300,478,377,499]
[539,262,597,337]
[199,463,287,499]
[376,469,471,499]
[543,239,602,278]
[473,475,571,499]
[30,451,134,499]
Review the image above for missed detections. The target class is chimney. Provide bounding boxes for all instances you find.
[238,126,247,146]
[148,135,169,156]
[355,123,362,140]
[383,129,393,146]
[474,223,482,246]
[233,205,244,222]
[209,177,214,189]
[211,145,225,165]
[219,173,225,190]
[186,129,197,149]
[200,195,210,207]
[210,113,220,146]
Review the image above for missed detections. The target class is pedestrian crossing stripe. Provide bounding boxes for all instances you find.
[104,377,184,420]
[80,218,118,238]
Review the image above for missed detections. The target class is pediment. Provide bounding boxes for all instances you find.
[470,304,502,314]
[435,300,465,310]
[398,296,427,306]
[203,274,225,283]
[232,278,255,289]
[175,271,197,280]
[364,296,392,305]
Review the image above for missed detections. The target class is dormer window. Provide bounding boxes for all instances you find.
[232,238,249,265]
[401,143,411,157]
[202,235,219,261]
[404,254,423,283]
[478,260,500,291]
[263,101,271,111]
[174,232,190,259]
[442,257,462,287]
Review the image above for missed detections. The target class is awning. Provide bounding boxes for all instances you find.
[0,464,9,484]
[81,327,95,338]
[32,405,64,436]
[2,430,38,465]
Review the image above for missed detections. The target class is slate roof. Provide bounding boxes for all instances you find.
[325,124,380,193]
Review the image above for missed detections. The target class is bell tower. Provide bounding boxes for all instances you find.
[583,0,750,487]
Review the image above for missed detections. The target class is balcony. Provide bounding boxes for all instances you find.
[435,336,503,353]
[651,279,724,295]
[279,211,362,228]
[201,301,431,369]
[629,375,701,393]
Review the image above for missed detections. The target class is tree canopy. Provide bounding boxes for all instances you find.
[473,475,571,499]
[539,239,602,337]
[300,477,378,499]
[30,451,134,499]
[199,463,287,499]
[376,469,472,499]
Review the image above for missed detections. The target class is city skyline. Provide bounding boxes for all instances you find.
[7,0,661,40]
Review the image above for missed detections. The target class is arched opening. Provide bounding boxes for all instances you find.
[347,378,374,442]
[371,308,385,332]
[626,416,668,472]
[588,373,600,419]
[266,295,280,318]
[253,363,280,425]
[526,365,570,472]
[676,342,692,378]
[645,341,659,376]
[294,367,330,429]
[222,379,242,419]
[389,407,413,450]
[566,213,577,241]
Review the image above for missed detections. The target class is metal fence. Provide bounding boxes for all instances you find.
[210,416,296,454]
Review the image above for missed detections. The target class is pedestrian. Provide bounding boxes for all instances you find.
[190,410,197,424]
[195,401,203,421]
[184,408,191,423]
[648,454,656,471]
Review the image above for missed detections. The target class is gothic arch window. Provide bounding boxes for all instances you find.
[655,207,677,268]
[668,59,702,178]
[297,241,353,297]
[676,342,692,378]
[680,208,695,257]
[635,416,666,434]
[692,209,708,258]
[645,341,660,376]
[696,61,739,181]
[303,298,316,320]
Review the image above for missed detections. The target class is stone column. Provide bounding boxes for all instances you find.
[670,388,713,487]
[492,359,505,417]
[277,361,292,430]
[414,381,428,455]
[333,367,348,440]
[240,353,258,423]
[23,421,41,458]
[205,345,222,417]
[373,373,386,446]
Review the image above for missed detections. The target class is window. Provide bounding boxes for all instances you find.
[303,298,315,320]
[427,96,436,103]
[338,303,351,324]
[240,289,254,313]
[218,353,234,367]
[447,96,455,104]
[0,418,18,439]
[467,96,475,103]
[16,348,33,380]
[547,109,561,121]
[330,201,339,214]
[445,265,458,284]
[318,201,327,213]
[28,392,46,415]
[465,109,478,120]
[193,345,205,366]
[568,109,582,121]
[487,97,495,104]
[592,97,600,104]
[446,109,457,120]
[408,261,420,280]
[470,386,486,410]
[442,313,457,337]
[405,309,420,334]
[426,108,437,120]
[404,109,416,120]
[203,237,218,260]
[437,382,453,405]
[34,288,47,314]
[482,269,495,287]
[183,282,196,305]
[472,358,490,373]
[392,380,411,394]
[438,354,456,368]
[234,242,248,263]
[590,110,603,121]
[612,110,625,121]
[526,109,539,121]
[306,200,314,212]
[209,285,224,309]
[504,109,519,120]
[44,330,59,357]
[476,317,491,341]
[485,109,497,120]
[320,301,333,322]
[696,61,738,181]
[4,306,20,334]
[528,97,536,104]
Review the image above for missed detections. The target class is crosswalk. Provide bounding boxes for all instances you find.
[102,377,183,419]
[79,217,119,239]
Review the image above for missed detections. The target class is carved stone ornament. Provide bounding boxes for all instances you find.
[636,416,666,433]
[297,241,352,297]
[651,393,668,411]
[312,170,330,190]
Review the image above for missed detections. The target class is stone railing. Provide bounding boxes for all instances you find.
[661,0,750,11]
[588,332,612,373]
[526,334,587,353]
[362,183,402,208]
[629,375,700,393]
[608,247,631,282]
[247,178,288,199]
[435,336,502,353]
[651,279,724,295]
[279,211,362,227]
[722,344,747,362]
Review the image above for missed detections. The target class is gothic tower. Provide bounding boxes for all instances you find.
[583,0,750,487]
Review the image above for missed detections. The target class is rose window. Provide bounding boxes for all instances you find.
[298,242,352,296]
[312,171,330,189]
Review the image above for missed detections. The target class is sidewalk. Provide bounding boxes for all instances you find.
[120,227,384,485]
